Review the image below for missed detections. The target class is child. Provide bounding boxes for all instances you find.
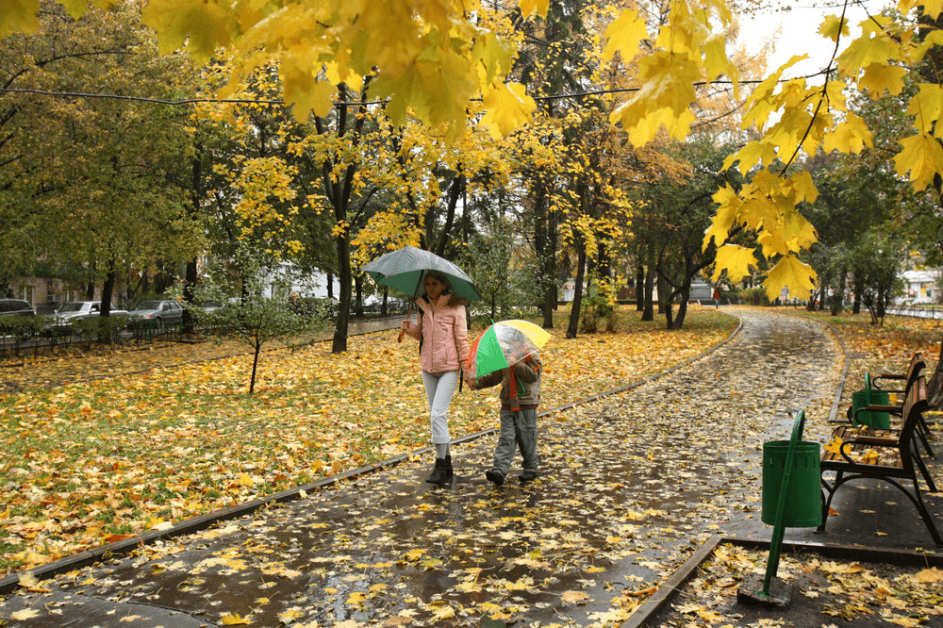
[466,354,542,486]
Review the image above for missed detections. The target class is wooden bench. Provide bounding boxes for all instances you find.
[872,352,926,395]
[846,352,934,456]
[821,376,942,546]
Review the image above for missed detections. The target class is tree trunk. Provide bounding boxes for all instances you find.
[642,262,655,321]
[657,273,668,315]
[673,283,690,329]
[354,274,364,318]
[636,261,644,311]
[928,333,943,408]
[99,264,117,343]
[566,237,587,339]
[534,180,555,329]
[183,260,198,334]
[100,265,116,317]
[333,236,352,353]
[249,340,261,394]
[327,272,334,300]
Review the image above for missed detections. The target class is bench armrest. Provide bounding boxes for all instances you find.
[853,405,903,422]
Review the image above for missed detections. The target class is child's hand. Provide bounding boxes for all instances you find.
[464,376,477,390]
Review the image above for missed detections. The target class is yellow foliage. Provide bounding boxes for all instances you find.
[712,245,756,283]
[764,255,817,302]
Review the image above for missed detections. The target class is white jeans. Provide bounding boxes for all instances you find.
[421,370,459,444]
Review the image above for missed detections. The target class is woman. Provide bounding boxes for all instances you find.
[401,271,470,486]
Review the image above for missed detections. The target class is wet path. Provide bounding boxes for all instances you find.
[0,308,894,626]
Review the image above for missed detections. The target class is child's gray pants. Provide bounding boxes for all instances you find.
[492,408,538,476]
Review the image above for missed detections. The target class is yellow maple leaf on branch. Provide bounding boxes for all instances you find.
[712,245,757,284]
[765,255,817,302]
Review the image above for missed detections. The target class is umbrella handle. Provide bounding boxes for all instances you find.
[398,300,415,343]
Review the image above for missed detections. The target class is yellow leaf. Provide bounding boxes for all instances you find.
[283,74,337,122]
[906,84,943,135]
[823,113,873,155]
[602,10,648,64]
[702,34,735,84]
[432,605,455,620]
[819,14,850,43]
[764,255,817,302]
[894,134,943,192]
[712,245,757,283]
[141,0,231,62]
[0,0,39,38]
[858,63,907,96]
[838,18,897,74]
[480,82,536,140]
[561,590,590,604]
[914,567,943,583]
[518,0,549,19]
[695,609,724,623]
[704,185,742,249]
[402,548,426,561]
[221,612,251,625]
[238,473,254,487]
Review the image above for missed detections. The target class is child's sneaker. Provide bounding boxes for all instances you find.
[486,469,505,486]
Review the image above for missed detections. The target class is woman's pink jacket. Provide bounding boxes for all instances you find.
[403,295,470,374]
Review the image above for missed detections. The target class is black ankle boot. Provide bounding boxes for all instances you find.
[441,455,453,485]
[426,456,453,486]
[426,457,446,485]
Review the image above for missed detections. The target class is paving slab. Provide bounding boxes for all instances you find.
[2,308,941,627]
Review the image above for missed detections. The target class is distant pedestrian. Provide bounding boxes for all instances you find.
[400,271,470,486]
[466,354,543,486]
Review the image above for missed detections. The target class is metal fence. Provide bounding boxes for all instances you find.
[885,306,943,320]
[0,317,185,356]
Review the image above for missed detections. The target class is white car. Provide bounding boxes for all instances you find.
[51,301,129,326]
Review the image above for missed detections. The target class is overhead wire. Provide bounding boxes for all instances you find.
[0,73,825,109]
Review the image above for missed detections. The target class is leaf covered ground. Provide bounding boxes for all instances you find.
[659,543,943,627]
[0,307,734,576]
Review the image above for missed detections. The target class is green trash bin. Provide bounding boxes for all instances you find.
[761,440,822,527]
[851,389,891,429]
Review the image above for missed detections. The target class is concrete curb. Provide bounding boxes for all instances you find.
[0,312,744,596]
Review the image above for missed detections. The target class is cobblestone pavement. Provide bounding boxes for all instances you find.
[2,308,941,627]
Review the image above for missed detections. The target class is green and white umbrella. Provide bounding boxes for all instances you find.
[466,319,551,379]
[363,245,481,303]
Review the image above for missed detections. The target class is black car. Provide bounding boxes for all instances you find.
[0,299,35,317]
[0,299,36,339]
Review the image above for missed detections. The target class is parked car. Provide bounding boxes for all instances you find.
[0,299,36,339]
[0,299,35,318]
[127,300,184,327]
[50,301,130,327]
[201,299,221,316]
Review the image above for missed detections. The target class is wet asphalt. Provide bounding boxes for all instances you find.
[1,307,941,627]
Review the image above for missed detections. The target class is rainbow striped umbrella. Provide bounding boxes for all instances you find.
[466,320,551,379]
